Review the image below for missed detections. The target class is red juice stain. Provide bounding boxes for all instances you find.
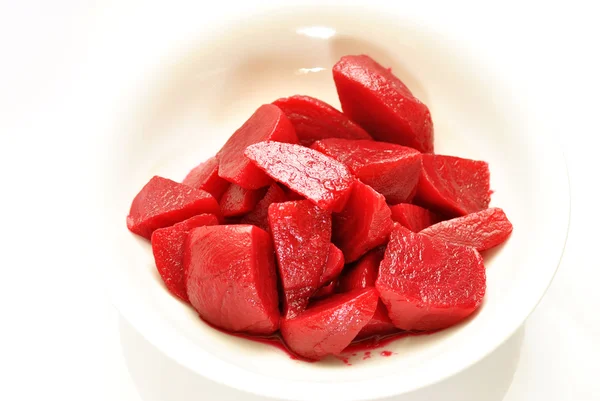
[334,355,352,366]
[380,350,393,357]
[363,351,372,360]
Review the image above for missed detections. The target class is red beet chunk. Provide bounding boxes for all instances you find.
[240,183,287,231]
[151,214,219,302]
[272,95,372,146]
[415,154,491,217]
[356,302,398,340]
[337,247,384,292]
[246,141,355,212]
[185,225,279,334]
[280,288,379,360]
[182,156,229,201]
[127,176,220,239]
[333,55,434,153]
[218,104,298,189]
[376,225,486,331]
[320,244,345,285]
[311,281,337,300]
[311,138,422,203]
[268,201,332,318]
[421,207,513,251]
[333,181,393,262]
[219,184,265,217]
[390,203,440,232]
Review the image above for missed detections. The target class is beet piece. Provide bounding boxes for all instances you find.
[150,214,219,302]
[356,302,398,340]
[245,141,355,212]
[272,95,372,146]
[240,183,287,231]
[219,184,266,217]
[390,203,440,232]
[311,138,422,204]
[320,244,345,285]
[280,288,379,360]
[268,201,332,318]
[332,55,434,153]
[127,176,221,239]
[217,104,298,189]
[420,207,513,251]
[311,281,337,300]
[333,181,393,262]
[182,156,229,201]
[337,247,384,292]
[185,225,279,334]
[376,225,486,331]
[415,154,491,217]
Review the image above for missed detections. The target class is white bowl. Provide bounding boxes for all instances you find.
[102,8,570,401]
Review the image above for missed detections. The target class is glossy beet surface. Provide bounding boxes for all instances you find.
[356,302,398,340]
[240,183,287,231]
[376,226,486,331]
[337,247,384,292]
[150,214,219,302]
[390,203,440,232]
[127,176,220,239]
[320,244,345,286]
[182,156,230,201]
[217,104,298,189]
[280,288,379,360]
[268,201,332,318]
[272,95,372,146]
[185,225,279,334]
[421,207,513,251]
[219,184,265,217]
[416,154,491,217]
[333,55,434,153]
[245,141,355,212]
[311,138,422,204]
[333,181,394,262]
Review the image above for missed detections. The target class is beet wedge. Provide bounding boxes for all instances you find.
[415,154,491,217]
[273,95,372,146]
[280,288,379,360]
[333,55,434,153]
[219,184,265,217]
[218,104,298,189]
[333,181,394,262]
[185,225,280,334]
[182,156,230,201]
[420,207,513,251]
[269,201,332,318]
[390,203,440,232]
[311,138,422,204]
[376,225,486,331]
[151,214,219,302]
[246,141,355,212]
[319,244,345,286]
[337,247,384,293]
[127,176,220,239]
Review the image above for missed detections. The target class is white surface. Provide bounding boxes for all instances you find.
[103,7,569,400]
[0,1,598,401]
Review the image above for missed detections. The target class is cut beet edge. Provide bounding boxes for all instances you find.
[219,183,266,217]
[240,183,287,231]
[389,203,440,232]
[182,156,230,201]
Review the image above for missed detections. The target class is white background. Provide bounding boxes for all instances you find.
[0,1,598,400]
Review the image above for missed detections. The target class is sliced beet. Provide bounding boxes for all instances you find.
[268,201,332,318]
[240,183,287,231]
[390,203,440,232]
[272,95,372,146]
[337,247,384,292]
[185,225,279,334]
[333,181,393,262]
[320,244,345,286]
[280,288,379,360]
[333,55,434,153]
[415,154,491,217]
[217,104,298,189]
[245,141,355,212]
[150,214,219,302]
[182,156,229,201]
[311,281,337,300]
[127,176,220,239]
[311,138,422,204]
[355,302,398,340]
[376,225,486,331]
[219,184,266,217]
[420,207,513,251]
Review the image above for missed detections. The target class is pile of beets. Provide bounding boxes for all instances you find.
[127,55,513,360]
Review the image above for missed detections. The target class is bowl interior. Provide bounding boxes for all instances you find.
[105,10,569,401]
